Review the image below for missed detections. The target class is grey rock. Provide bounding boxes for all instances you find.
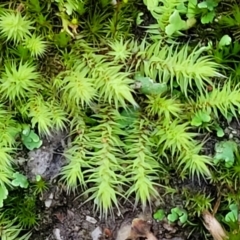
[26,131,67,181]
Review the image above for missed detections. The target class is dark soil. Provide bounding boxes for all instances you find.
[30,184,202,240]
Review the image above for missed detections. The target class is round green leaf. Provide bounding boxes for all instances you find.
[153,209,165,221]
[12,172,29,188]
[167,211,178,222]
[219,35,232,49]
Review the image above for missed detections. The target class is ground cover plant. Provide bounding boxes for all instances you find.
[1,0,240,239]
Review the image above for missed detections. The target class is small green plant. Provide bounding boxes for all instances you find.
[0,61,40,102]
[24,34,47,57]
[0,0,240,234]
[191,110,211,127]
[167,207,188,224]
[11,172,29,189]
[185,192,214,217]
[214,140,238,168]
[32,175,49,196]
[165,10,196,36]
[0,10,34,43]
[21,124,42,150]
[153,209,165,221]
[198,0,219,24]
[190,110,224,137]
[143,0,196,35]
[225,204,238,223]
[141,41,223,96]
[218,35,232,49]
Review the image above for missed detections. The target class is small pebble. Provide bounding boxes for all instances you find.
[53,228,62,240]
[45,193,54,208]
[86,216,97,224]
[91,226,102,240]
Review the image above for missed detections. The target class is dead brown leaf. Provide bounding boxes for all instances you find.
[115,216,158,240]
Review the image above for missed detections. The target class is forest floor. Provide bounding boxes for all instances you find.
[25,118,240,240]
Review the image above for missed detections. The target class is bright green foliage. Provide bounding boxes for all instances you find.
[167,207,188,224]
[179,144,213,179]
[59,62,96,108]
[124,118,163,210]
[11,172,29,189]
[0,186,8,208]
[196,81,240,119]
[0,148,14,188]
[0,108,20,147]
[146,95,183,121]
[61,145,88,193]
[185,192,214,217]
[190,109,225,136]
[107,38,132,63]
[142,41,223,96]
[191,110,211,127]
[198,0,218,24]
[153,209,165,221]
[93,63,137,108]
[24,34,47,57]
[143,0,185,30]
[0,0,239,231]
[0,61,40,102]
[21,124,42,150]
[225,204,238,222]
[24,95,67,135]
[219,35,232,49]
[83,108,127,218]
[155,120,197,156]
[0,11,34,43]
[60,125,90,193]
[165,10,188,36]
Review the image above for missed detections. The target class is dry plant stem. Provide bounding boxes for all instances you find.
[202,210,228,240]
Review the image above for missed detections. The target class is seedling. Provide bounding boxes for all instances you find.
[225,204,238,223]
[21,124,42,150]
[167,207,188,224]
[153,209,165,221]
[165,10,187,36]
[198,0,219,24]
[136,12,144,26]
[191,110,224,137]
[33,175,49,195]
[214,140,238,168]
[11,172,29,189]
[191,110,211,127]
[219,35,232,49]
